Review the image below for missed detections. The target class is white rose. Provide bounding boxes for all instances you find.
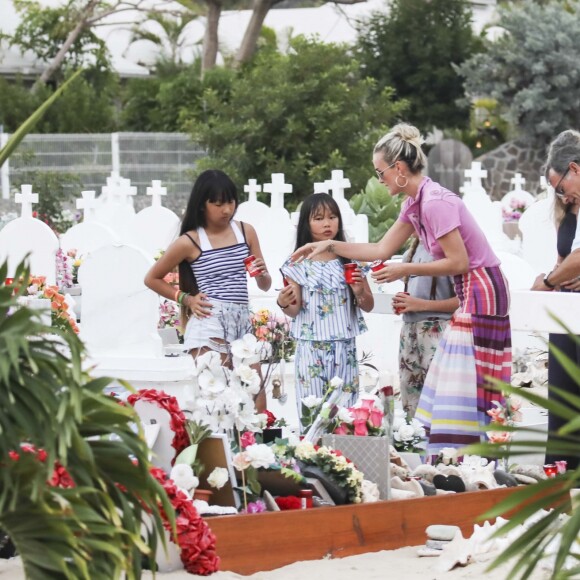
[329,376,344,389]
[169,464,199,491]
[396,424,415,442]
[232,451,252,471]
[302,395,322,409]
[207,467,229,489]
[245,444,276,469]
[336,407,354,424]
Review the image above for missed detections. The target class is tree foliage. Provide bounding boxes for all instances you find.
[0,70,119,133]
[456,0,580,145]
[349,177,404,244]
[355,0,482,133]
[186,37,408,206]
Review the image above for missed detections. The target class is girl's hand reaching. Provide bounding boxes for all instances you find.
[291,241,332,262]
[184,292,213,319]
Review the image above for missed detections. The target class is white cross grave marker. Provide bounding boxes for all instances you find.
[326,170,351,201]
[511,173,526,191]
[146,180,167,207]
[263,173,292,210]
[76,190,99,222]
[15,184,39,218]
[464,161,488,190]
[118,178,137,205]
[313,182,329,193]
[244,179,261,203]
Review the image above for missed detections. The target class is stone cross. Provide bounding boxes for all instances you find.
[464,161,488,190]
[76,190,99,222]
[313,182,329,194]
[244,179,261,203]
[146,180,167,207]
[326,170,351,201]
[102,174,136,204]
[15,184,39,218]
[511,173,526,191]
[118,178,137,205]
[263,173,292,210]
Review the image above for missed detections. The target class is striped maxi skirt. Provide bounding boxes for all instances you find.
[415,265,512,456]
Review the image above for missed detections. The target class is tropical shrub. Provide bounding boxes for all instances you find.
[0,260,172,579]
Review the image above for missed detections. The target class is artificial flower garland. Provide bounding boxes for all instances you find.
[127,389,190,465]
[150,467,219,575]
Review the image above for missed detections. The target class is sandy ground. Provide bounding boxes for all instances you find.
[0,545,550,579]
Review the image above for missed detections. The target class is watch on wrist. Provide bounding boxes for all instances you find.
[543,274,556,289]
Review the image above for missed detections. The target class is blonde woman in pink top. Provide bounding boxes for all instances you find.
[292,123,511,458]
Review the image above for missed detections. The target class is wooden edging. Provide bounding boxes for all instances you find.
[205,487,570,575]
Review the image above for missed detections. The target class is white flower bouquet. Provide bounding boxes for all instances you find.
[392,410,426,453]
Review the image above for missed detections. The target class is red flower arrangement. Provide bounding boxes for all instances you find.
[274,496,302,510]
[127,389,190,465]
[150,467,219,575]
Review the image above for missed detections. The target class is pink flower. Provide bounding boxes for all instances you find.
[232,451,252,471]
[359,399,375,410]
[240,431,256,448]
[351,408,370,421]
[487,408,505,423]
[353,419,368,436]
[488,431,511,444]
[555,460,567,474]
[369,409,383,428]
[333,423,350,435]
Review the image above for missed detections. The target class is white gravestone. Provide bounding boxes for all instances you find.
[0,185,59,282]
[79,243,161,358]
[126,181,180,258]
[518,193,558,275]
[81,243,196,407]
[93,176,137,239]
[239,174,294,294]
[461,163,513,253]
[501,173,536,216]
[60,190,119,257]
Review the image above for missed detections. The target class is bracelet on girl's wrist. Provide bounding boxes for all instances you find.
[276,299,289,310]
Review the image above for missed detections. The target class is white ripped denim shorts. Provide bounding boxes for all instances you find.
[182,300,250,354]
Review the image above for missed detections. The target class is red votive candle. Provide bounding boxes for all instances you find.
[344,263,357,284]
[543,464,558,478]
[299,489,313,509]
[370,260,384,272]
[244,255,261,277]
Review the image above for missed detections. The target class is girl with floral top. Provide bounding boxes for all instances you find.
[277,193,374,418]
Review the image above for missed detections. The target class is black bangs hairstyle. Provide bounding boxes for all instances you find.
[180,169,238,234]
[295,193,348,264]
[178,169,238,319]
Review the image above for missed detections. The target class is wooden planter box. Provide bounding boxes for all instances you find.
[206,487,570,575]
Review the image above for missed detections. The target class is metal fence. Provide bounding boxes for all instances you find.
[1,132,206,199]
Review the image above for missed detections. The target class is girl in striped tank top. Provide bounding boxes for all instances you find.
[278,193,374,420]
[145,170,272,410]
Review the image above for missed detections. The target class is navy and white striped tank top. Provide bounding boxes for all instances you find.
[186,221,250,303]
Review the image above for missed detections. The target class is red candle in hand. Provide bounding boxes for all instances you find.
[344,263,357,284]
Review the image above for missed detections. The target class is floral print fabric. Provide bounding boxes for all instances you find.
[399,318,450,417]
